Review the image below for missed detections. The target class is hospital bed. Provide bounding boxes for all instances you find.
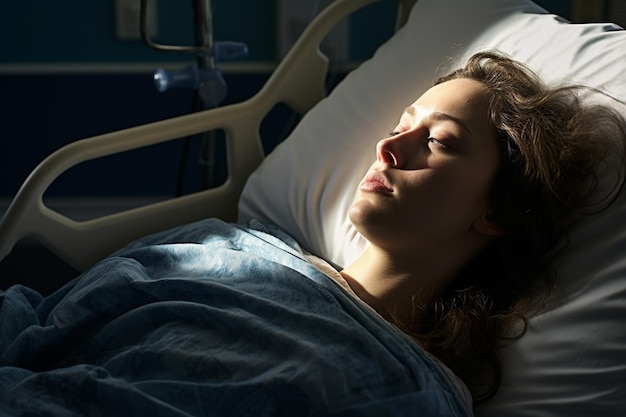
[0,0,625,415]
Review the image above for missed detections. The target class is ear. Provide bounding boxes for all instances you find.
[472,211,507,236]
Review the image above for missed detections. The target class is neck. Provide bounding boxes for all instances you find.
[341,250,433,324]
[340,236,488,326]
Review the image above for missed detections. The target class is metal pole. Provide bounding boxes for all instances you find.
[193,0,217,188]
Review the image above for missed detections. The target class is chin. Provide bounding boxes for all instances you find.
[348,202,392,241]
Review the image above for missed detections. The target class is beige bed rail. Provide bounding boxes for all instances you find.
[0,0,416,272]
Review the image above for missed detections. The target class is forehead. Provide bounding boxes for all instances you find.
[410,78,491,120]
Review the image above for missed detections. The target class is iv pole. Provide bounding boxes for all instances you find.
[139,0,247,191]
[194,0,214,69]
[194,0,217,188]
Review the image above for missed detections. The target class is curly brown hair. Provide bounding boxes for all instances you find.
[400,51,626,403]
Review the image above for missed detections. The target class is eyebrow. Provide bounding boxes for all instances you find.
[402,106,473,136]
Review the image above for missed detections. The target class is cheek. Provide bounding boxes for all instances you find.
[404,169,493,226]
[449,168,496,220]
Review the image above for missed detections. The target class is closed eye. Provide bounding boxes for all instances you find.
[391,131,453,151]
[428,137,452,150]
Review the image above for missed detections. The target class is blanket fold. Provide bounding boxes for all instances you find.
[0,219,470,417]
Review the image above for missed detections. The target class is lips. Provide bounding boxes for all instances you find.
[359,171,394,194]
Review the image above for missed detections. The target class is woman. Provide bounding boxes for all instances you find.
[1,52,624,416]
[340,51,626,402]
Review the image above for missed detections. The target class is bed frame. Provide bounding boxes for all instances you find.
[0,0,417,272]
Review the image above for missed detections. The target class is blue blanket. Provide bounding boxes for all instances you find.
[0,219,470,416]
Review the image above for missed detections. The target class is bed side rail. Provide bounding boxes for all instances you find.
[0,0,387,272]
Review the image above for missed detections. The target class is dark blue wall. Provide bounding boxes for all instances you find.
[0,0,397,64]
[0,1,274,63]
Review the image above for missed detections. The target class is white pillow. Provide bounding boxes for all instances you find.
[239,0,626,416]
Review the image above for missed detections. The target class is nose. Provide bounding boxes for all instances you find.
[376,137,397,165]
[376,132,421,168]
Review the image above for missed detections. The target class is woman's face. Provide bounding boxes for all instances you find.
[349,78,501,254]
